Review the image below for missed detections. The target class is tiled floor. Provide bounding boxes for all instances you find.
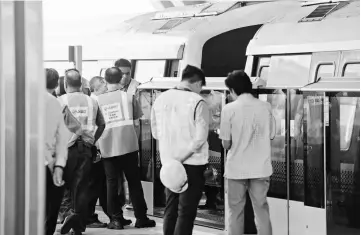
[55,209,226,235]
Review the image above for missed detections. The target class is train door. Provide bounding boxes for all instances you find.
[326,91,360,235]
[257,88,288,235]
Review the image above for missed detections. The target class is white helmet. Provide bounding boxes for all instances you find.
[160,159,188,193]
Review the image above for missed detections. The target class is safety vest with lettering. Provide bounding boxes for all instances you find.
[97,90,138,158]
[58,93,98,146]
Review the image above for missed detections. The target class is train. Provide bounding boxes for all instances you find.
[43,0,359,234]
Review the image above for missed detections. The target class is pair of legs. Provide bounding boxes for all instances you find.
[102,151,155,229]
[45,167,65,235]
[61,142,92,234]
[163,164,206,235]
[227,177,272,235]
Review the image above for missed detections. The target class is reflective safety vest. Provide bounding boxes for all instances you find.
[58,92,98,146]
[152,89,209,165]
[97,89,139,158]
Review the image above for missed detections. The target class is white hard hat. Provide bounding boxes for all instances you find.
[160,159,188,194]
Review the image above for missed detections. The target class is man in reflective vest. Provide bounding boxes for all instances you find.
[151,65,210,235]
[58,68,106,235]
[97,67,156,230]
[114,58,143,210]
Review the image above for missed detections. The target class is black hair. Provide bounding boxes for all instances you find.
[65,68,82,88]
[45,68,59,90]
[114,58,131,68]
[105,67,122,84]
[225,70,252,96]
[90,76,104,92]
[181,65,206,86]
[58,76,66,96]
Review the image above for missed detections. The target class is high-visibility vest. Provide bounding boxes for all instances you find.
[152,89,209,165]
[97,89,138,158]
[58,92,98,145]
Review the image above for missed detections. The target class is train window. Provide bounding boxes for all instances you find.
[316,63,335,79]
[268,54,311,87]
[44,61,74,76]
[134,60,166,83]
[169,60,179,77]
[82,61,100,80]
[259,66,269,81]
[339,97,358,151]
[342,63,360,77]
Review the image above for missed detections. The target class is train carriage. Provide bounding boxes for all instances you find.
[244,1,360,234]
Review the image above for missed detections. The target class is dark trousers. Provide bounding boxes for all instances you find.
[87,159,108,222]
[163,164,206,235]
[63,142,92,231]
[45,167,65,235]
[102,151,148,220]
[59,188,72,217]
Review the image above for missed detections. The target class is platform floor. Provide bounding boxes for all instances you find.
[55,208,226,235]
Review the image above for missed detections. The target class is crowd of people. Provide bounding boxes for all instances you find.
[44,59,274,235]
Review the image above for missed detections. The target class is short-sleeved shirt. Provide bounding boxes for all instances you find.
[219,94,273,179]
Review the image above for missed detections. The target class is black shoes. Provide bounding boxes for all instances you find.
[107,219,124,230]
[120,217,132,226]
[60,214,76,234]
[135,218,156,228]
[86,219,107,228]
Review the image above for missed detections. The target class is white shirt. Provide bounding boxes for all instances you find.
[44,92,68,167]
[219,94,274,179]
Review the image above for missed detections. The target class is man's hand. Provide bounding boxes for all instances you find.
[47,161,55,174]
[53,167,65,187]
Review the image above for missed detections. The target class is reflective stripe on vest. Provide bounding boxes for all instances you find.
[60,94,95,132]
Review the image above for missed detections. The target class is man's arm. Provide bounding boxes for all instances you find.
[150,104,158,139]
[219,106,232,150]
[178,100,210,163]
[94,106,106,144]
[133,95,143,138]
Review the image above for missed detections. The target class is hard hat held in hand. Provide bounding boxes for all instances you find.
[160,159,188,194]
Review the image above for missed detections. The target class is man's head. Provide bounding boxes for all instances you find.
[90,76,107,95]
[114,58,131,86]
[104,67,122,84]
[64,68,82,92]
[181,65,206,94]
[46,68,59,93]
[225,70,252,100]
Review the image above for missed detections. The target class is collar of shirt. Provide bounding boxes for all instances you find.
[106,84,121,93]
[236,93,254,103]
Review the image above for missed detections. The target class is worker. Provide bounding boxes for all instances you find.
[151,65,210,235]
[58,68,106,235]
[219,71,274,235]
[97,67,156,230]
[44,68,68,235]
[114,58,142,210]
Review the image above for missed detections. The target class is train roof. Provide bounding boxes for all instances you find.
[44,1,301,61]
[247,0,360,55]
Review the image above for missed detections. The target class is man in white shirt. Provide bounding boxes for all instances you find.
[219,70,275,235]
[151,65,210,235]
[44,68,68,235]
